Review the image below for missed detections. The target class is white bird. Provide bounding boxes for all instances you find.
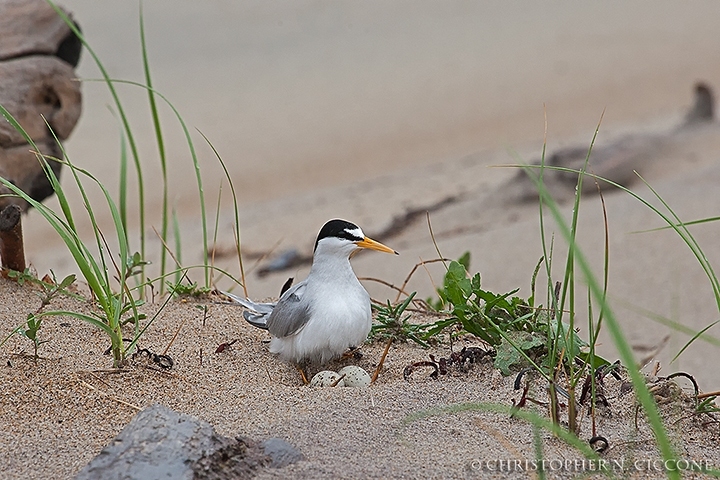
[224,219,397,380]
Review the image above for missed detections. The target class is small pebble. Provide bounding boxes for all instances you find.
[337,366,371,388]
[310,370,345,387]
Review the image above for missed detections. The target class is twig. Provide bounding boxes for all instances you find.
[250,238,288,276]
[395,258,451,303]
[419,257,441,304]
[80,380,142,411]
[698,390,720,400]
[358,276,411,297]
[85,370,112,388]
[371,337,393,383]
[152,225,183,271]
[330,373,347,387]
[426,212,445,269]
[162,316,187,356]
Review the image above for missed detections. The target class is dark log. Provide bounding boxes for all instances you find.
[0,204,26,272]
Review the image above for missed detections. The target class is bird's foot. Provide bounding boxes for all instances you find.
[341,346,363,361]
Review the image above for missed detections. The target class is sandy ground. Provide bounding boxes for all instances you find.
[1,283,719,479]
[2,1,720,478]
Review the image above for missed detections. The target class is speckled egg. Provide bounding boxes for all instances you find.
[337,366,371,388]
[310,370,345,387]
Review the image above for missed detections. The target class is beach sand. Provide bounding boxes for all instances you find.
[3,1,720,478]
[1,283,719,479]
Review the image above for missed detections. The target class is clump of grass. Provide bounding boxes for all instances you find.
[369,292,423,382]
[0,2,245,367]
[420,252,593,376]
[396,113,720,477]
[168,280,214,298]
[371,292,427,347]
[0,110,141,367]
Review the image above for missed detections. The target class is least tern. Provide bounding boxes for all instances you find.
[225,219,398,379]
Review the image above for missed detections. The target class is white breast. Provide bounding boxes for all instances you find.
[269,260,372,364]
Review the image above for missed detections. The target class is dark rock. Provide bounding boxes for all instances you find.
[192,436,270,480]
[74,404,302,480]
[261,438,305,468]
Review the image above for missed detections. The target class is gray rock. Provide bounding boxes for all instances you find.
[74,404,301,480]
[261,438,305,468]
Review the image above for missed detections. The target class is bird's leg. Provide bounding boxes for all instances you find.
[295,363,309,385]
[341,346,363,360]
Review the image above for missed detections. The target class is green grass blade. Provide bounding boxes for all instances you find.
[210,182,223,288]
[47,0,146,290]
[635,172,720,313]
[83,78,209,288]
[617,299,720,348]
[0,104,78,233]
[118,119,128,234]
[524,165,680,479]
[671,319,720,363]
[139,4,170,295]
[197,129,248,297]
[0,185,107,306]
[523,164,720,315]
[173,205,182,286]
[631,215,720,234]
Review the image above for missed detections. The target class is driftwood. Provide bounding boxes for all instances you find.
[0,0,82,211]
[0,0,81,271]
[0,56,81,145]
[0,0,80,63]
[0,140,63,210]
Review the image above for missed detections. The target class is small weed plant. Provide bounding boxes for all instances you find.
[390,116,720,477]
[0,270,76,361]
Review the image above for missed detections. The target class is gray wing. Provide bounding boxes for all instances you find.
[266,282,310,338]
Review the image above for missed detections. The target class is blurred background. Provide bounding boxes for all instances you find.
[32,1,720,222]
[19,1,720,385]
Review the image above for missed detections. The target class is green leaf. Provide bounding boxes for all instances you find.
[494,331,545,375]
[457,251,471,271]
[444,261,471,307]
[421,317,458,338]
[58,274,76,290]
[471,273,482,292]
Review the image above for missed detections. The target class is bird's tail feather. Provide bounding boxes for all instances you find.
[243,311,269,330]
[222,291,275,314]
[222,291,273,330]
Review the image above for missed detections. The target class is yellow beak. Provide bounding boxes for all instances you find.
[355,236,398,255]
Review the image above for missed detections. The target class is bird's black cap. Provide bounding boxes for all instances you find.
[314,219,363,251]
